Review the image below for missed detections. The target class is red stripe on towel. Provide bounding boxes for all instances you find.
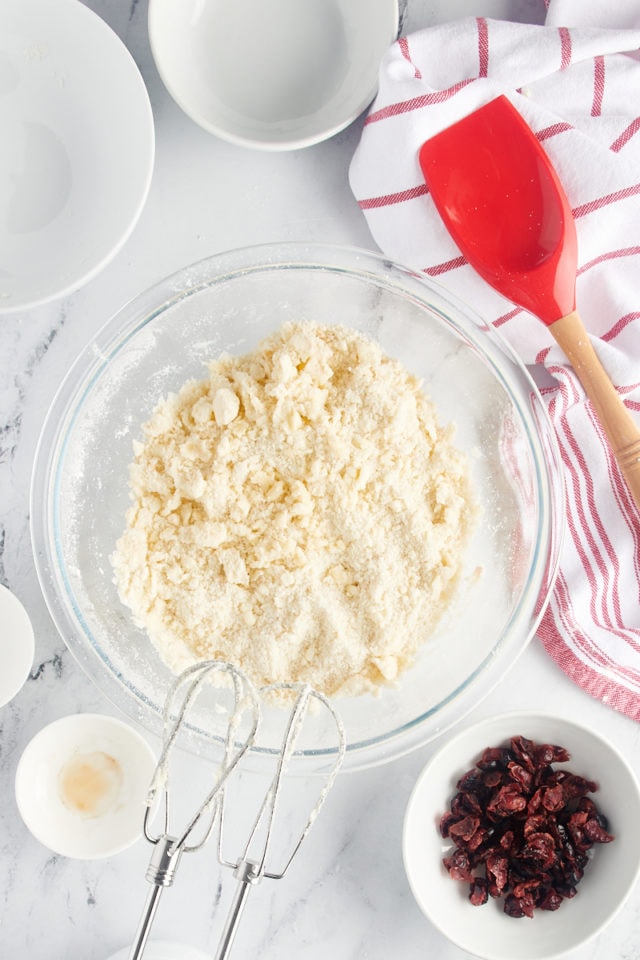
[573,182,640,217]
[423,255,467,276]
[578,245,640,273]
[477,18,489,78]
[537,121,574,140]
[398,36,422,79]
[611,117,640,152]
[358,184,429,210]
[592,56,605,117]
[601,311,640,342]
[365,79,475,124]
[559,27,572,70]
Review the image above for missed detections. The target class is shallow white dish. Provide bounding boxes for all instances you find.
[0,584,34,707]
[148,0,399,150]
[403,712,640,960]
[0,0,154,313]
[15,713,156,859]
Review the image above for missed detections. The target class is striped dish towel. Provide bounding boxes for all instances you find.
[348,5,640,719]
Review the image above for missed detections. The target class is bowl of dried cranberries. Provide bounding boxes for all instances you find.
[403,711,640,960]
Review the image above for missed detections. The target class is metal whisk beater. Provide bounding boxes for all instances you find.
[213,681,346,960]
[127,660,260,960]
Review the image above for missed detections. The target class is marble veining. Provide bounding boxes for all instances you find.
[1,2,639,959]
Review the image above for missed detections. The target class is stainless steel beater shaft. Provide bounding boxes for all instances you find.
[212,683,346,960]
[213,858,261,960]
[128,834,185,960]
[127,660,260,960]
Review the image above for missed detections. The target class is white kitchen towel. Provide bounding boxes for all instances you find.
[349,3,640,719]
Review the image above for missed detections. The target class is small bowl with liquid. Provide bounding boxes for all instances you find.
[15,713,156,859]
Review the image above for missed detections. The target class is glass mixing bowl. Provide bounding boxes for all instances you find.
[31,243,563,772]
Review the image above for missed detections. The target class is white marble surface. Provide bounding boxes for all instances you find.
[3,1,640,959]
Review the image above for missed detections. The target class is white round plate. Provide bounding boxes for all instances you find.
[148,0,398,150]
[0,0,154,313]
[15,713,156,859]
[403,712,640,960]
[106,942,210,960]
[0,584,34,707]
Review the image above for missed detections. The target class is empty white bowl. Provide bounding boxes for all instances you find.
[148,0,399,150]
[403,712,640,960]
[0,0,154,312]
[15,713,157,859]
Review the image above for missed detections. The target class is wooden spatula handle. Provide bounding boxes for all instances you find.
[549,310,640,513]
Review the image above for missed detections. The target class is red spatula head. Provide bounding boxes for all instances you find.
[419,96,577,324]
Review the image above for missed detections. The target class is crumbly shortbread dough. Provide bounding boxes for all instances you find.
[112,321,477,697]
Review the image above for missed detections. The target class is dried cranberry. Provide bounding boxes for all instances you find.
[478,746,512,770]
[449,815,480,843]
[535,743,570,766]
[504,892,535,919]
[499,829,515,851]
[443,848,473,881]
[538,888,563,911]
[486,853,509,891]
[439,811,457,838]
[487,783,527,818]
[541,784,565,812]
[469,877,488,906]
[507,761,533,792]
[482,769,504,789]
[457,768,486,793]
[583,818,614,844]
[521,832,556,870]
[510,736,537,769]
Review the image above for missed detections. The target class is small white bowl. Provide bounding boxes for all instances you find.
[0,585,34,708]
[148,0,399,150]
[403,712,640,960]
[15,713,156,859]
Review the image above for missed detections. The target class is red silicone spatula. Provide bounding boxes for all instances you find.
[419,95,640,512]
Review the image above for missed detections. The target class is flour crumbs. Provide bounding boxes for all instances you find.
[111,321,478,696]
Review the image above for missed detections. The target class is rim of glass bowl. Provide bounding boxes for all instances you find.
[30,242,564,772]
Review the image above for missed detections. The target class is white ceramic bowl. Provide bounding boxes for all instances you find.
[148,0,399,150]
[15,713,157,859]
[0,585,34,708]
[0,0,154,313]
[30,243,562,772]
[403,712,640,960]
